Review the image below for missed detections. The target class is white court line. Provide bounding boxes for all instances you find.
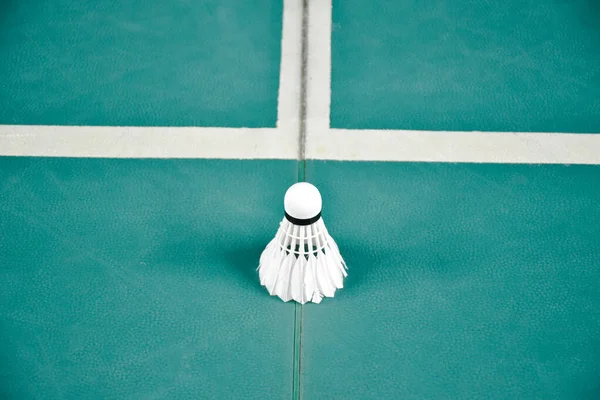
[0,0,303,160]
[0,125,298,159]
[1,0,600,164]
[305,0,332,140]
[302,0,600,165]
[313,129,600,164]
[277,0,303,140]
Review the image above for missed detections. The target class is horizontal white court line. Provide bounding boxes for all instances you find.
[307,129,600,164]
[2,125,600,164]
[0,125,298,159]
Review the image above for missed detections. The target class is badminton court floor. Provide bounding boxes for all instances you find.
[1,0,600,399]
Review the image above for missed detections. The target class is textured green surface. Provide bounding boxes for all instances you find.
[331,0,600,132]
[303,161,600,399]
[0,157,297,399]
[0,0,282,127]
[2,158,600,399]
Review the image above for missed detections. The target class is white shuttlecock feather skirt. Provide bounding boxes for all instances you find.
[258,217,347,304]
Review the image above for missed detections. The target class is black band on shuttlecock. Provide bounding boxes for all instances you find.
[285,212,321,226]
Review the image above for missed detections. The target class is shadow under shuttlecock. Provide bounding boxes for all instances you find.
[222,241,271,296]
[332,235,375,293]
[146,227,272,296]
[340,262,371,294]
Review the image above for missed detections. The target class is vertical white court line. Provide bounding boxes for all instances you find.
[277,0,304,145]
[304,0,332,157]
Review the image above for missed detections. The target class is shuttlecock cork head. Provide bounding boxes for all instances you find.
[284,182,322,225]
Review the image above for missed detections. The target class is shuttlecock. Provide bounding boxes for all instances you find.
[258,182,347,304]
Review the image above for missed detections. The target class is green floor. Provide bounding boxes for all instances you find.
[304,161,600,399]
[1,159,599,399]
[0,0,282,127]
[331,0,600,132]
[2,0,600,399]
[0,158,298,399]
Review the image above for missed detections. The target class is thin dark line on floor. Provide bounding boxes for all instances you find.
[292,2,309,399]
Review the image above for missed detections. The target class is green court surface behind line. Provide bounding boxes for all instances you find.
[331,0,600,132]
[0,0,282,127]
